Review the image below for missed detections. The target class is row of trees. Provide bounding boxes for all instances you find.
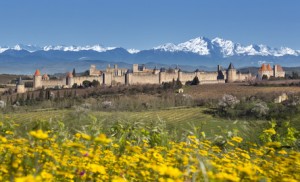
[216,93,300,121]
[72,80,100,89]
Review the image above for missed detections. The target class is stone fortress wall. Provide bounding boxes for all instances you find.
[16,62,277,94]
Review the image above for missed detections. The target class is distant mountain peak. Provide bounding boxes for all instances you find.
[154,37,211,55]
[127,49,140,54]
[42,44,116,52]
[0,36,299,58]
[153,37,299,57]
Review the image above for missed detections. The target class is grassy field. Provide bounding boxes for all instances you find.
[2,107,266,143]
[1,100,299,181]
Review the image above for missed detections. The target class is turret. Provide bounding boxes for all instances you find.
[159,68,166,84]
[153,66,160,74]
[174,65,179,73]
[125,70,133,85]
[178,69,182,81]
[66,72,74,87]
[16,77,25,93]
[42,74,49,81]
[226,63,236,83]
[217,65,222,72]
[33,69,42,89]
[133,64,138,73]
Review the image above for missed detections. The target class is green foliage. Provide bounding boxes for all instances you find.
[216,93,300,122]
[72,68,76,77]
[260,121,299,149]
[290,71,299,79]
[262,74,268,80]
[191,76,200,85]
[92,80,100,87]
[162,79,182,90]
[82,80,92,87]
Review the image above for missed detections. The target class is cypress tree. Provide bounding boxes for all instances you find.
[72,68,76,77]
[191,76,200,85]
[176,78,183,89]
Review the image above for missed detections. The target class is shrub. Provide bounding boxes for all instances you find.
[191,76,200,85]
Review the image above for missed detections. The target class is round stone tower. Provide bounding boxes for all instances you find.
[66,72,74,88]
[16,77,25,94]
[33,69,42,89]
[226,63,236,83]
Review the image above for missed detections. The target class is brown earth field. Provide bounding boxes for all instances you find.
[184,83,300,99]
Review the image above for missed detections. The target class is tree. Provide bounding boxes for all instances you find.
[175,78,183,89]
[72,68,76,77]
[292,72,299,79]
[72,83,78,89]
[57,91,60,99]
[262,75,268,80]
[191,76,200,85]
[26,92,31,101]
[38,90,44,101]
[83,80,92,88]
[92,80,100,87]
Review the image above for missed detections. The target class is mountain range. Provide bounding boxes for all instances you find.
[1,37,300,74]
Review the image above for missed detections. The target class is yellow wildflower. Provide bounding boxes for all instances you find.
[5,131,14,135]
[0,136,7,143]
[112,176,126,182]
[89,164,106,174]
[278,150,287,155]
[29,130,48,140]
[231,136,243,143]
[94,133,112,144]
[199,149,208,156]
[15,175,42,182]
[215,172,240,182]
[263,128,276,135]
[81,133,91,140]
[266,142,281,148]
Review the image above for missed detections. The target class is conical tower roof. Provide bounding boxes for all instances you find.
[34,69,41,76]
[17,77,24,85]
[228,63,235,70]
[259,64,267,71]
[267,64,272,71]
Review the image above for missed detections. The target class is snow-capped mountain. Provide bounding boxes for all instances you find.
[1,37,299,57]
[127,49,140,54]
[1,36,300,74]
[42,45,117,52]
[154,37,211,55]
[153,37,300,57]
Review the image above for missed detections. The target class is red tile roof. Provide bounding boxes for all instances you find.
[34,69,41,76]
[276,65,284,72]
[267,64,272,71]
[42,74,49,79]
[259,64,267,71]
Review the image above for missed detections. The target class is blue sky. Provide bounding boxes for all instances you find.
[0,0,299,50]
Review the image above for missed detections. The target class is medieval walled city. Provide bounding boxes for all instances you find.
[16,63,285,94]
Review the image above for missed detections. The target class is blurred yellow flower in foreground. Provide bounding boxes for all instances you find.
[29,130,48,140]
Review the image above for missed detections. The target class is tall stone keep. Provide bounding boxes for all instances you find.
[226,63,236,83]
[33,69,42,89]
